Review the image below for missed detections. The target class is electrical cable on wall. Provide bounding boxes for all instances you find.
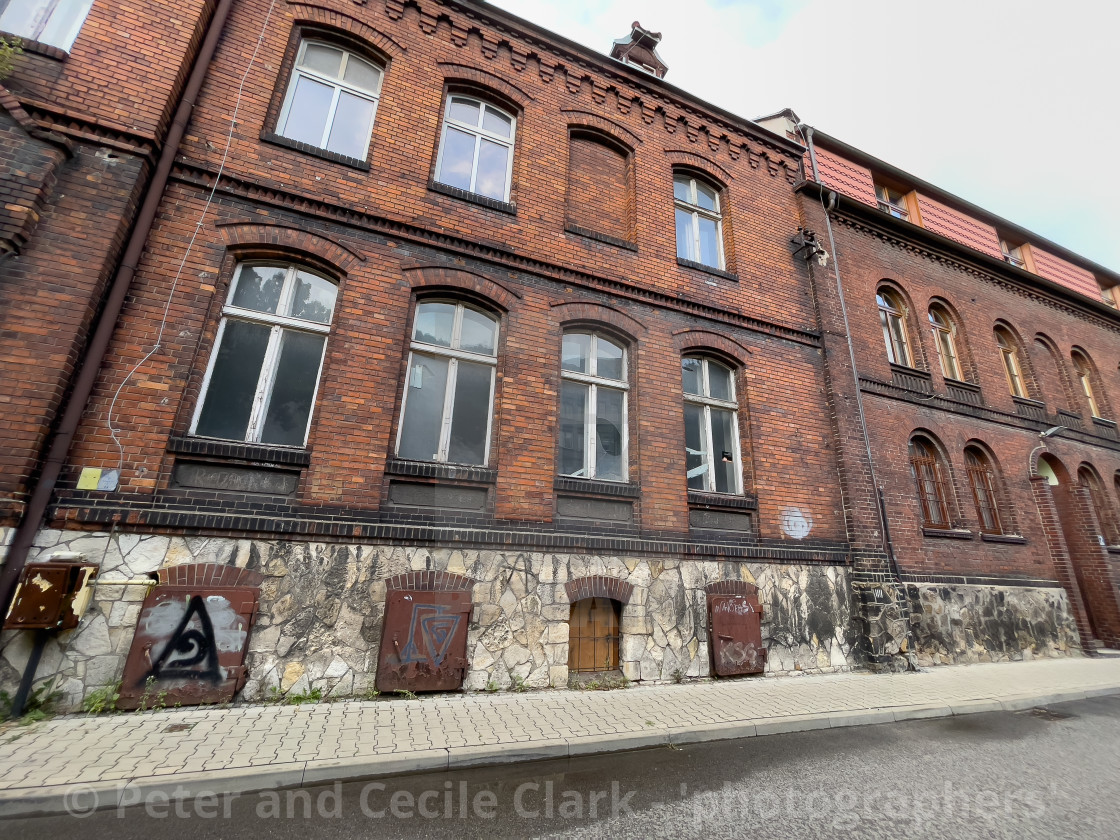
[104,0,280,480]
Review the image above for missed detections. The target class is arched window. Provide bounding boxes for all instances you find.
[995,326,1027,398]
[1079,466,1119,545]
[435,95,516,201]
[682,356,742,494]
[192,263,338,446]
[673,172,724,269]
[964,446,1006,534]
[567,598,620,673]
[1072,351,1104,419]
[928,304,962,381]
[396,300,499,465]
[559,331,628,481]
[909,436,951,527]
[277,41,383,161]
[877,288,911,367]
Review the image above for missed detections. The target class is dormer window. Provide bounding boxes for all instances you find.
[1000,239,1027,269]
[875,185,909,220]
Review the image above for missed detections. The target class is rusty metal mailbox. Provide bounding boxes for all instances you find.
[4,560,99,631]
[118,584,258,709]
[707,584,767,677]
[377,589,473,693]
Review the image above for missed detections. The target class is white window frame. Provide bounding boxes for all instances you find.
[683,356,743,495]
[276,40,383,160]
[674,173,725,269]
[434,95,516,201]
[190,263,335,447]
[394,301,498,465]
[0,0,93,51]
[560,332,629,482]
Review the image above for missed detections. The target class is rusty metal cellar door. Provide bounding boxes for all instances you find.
[568,597,620,673]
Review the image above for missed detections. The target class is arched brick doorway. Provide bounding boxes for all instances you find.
[1034,454,1120,648]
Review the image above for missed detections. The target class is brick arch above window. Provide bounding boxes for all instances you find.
[386,571,476,592]
[401,264,520,311]
[561,108,642,148]
[1031,333,1077,412]
[216,222,364,276]
[550,300,646,340]
[155,563,264,588]
[565,576,634,605]
[672,329,751,367]
[665,149,733,184]
[287,7,406,59]
[437,61,532,110]
[704,580,759,597]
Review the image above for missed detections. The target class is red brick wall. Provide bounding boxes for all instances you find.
[56,0,847,550]
[566,133,631,243]
[799,195,1120,597]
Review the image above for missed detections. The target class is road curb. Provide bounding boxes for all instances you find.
[2,683,1119,819]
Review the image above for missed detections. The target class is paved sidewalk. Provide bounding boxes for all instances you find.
[3,655,1120,817]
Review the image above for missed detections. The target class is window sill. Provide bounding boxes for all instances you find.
[922,527,974,540]
[168,436,311,467]
[564,223,637,252]
[260,131,371,171]
[980,533,1027,545]
[554,476,640,498]
[1107,545,1120,556]
[1,34,67,60]
[385,458,496,484]
[687,491,757,511]
[676,257,738,282]
[428,180,516,215]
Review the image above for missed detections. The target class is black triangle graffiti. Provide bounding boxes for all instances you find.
[145,595,222,684]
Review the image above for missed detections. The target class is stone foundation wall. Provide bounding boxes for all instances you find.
[905,582,1078,665]
[0,528,857,710]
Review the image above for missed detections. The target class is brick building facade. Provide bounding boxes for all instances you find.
[1,1,1117,708]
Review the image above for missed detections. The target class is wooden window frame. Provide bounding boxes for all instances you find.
[995,328,1027,398]
[928,305,962,382]
[909,438,951,528]
[877,289,912,367]
[558,331,629,482]
[673,172,725,270]
[965,448,1004,535]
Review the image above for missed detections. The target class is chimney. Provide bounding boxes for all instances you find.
[610,21,668,79]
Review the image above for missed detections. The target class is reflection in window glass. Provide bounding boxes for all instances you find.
[436,96,516,201]
[560,332,627,481]
[397,302,499,466]
[673,173,724,269]
[681,357,742,495]
[193,264,338,446]
[277,41,382,160]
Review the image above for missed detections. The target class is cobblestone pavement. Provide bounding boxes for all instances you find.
[2,655,1119,816]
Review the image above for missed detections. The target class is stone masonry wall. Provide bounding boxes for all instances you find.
[0,528,855,710]
[905,582,1077,665]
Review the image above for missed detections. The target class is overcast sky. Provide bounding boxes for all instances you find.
[490,0,1118,275]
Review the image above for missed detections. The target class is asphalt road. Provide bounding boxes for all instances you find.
[5,695,1119,839]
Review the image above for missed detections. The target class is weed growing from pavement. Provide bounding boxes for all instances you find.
[82,680,122,714]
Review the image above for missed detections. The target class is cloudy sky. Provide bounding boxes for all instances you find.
[490,0,1118,274]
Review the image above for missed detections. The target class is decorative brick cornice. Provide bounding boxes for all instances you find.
[18,98,152,156]
[565,575,634,604]
[172,163,823,349]
[379,0,802,181]
[824,197,1120,335]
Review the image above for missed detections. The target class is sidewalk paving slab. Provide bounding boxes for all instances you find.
[1,655,1119,819]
